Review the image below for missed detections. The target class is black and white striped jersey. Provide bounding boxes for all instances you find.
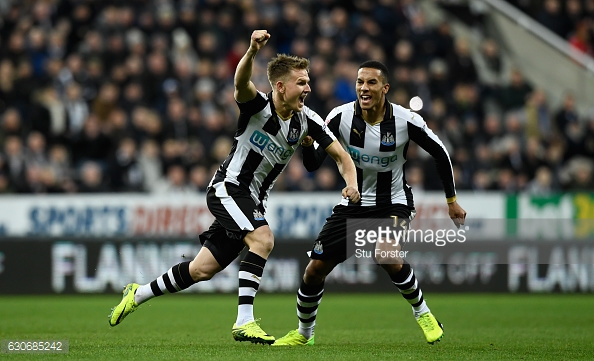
[210,91,336,207]
[303,99,455,207]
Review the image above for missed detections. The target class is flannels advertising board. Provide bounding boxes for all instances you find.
[1,238,592,294]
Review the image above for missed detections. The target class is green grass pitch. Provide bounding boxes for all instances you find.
[0,293,592,360]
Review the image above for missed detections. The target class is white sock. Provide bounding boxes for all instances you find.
[414,303,430,319]
[298,325,314,339]
[134,284,154,305]
[236,305,254,326]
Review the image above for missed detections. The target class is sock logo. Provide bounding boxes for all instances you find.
[251,274,261,282]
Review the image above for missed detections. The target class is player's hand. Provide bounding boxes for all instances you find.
[448,201,467,229]
[342,186,360,204]
[301,135,314,147]
[250,30,270,52]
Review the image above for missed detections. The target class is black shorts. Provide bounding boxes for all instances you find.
[309,204,415,263]
[199,182,268,269]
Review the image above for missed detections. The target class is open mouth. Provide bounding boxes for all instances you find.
[298,94,306,106]
[360,94,372,105]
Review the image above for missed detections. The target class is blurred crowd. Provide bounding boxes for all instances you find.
[509,0,594,56]
[0,0,593,196]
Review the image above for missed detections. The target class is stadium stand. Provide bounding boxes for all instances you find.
[0,0,593,195]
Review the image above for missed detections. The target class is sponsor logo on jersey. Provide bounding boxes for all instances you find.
[348,146,398,168]
[249,130,294,160]
[381,132,395,146]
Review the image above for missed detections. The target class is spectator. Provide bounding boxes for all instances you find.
[71,114,113,167]
[568,19,593,56]
[561,157,594,190]
[524,89,552,141]
[63,82,89,137]
[0,60,17,114]
[24,131,48,168]
[480,38,503,80]
[447,38,478,85]
[281,157,315,192]
[77,161,108,193]
[555,92,580,133]
[47,144,76,193]
[0,108,25,147]
[188,165,210,193]
[163,97,189,141]
[109,137,144,192]
[495,68,533,112]
[3,136,27,191]
[313,166,341,192]
[137,139,163,193]
[153,164,193,194]
[406,164,425,191]
[536,0,571,38]
[527,166,556,194]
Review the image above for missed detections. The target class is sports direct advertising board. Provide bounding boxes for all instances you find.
[0,192,502,238]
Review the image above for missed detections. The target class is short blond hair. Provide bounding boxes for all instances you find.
[267,54,310,87]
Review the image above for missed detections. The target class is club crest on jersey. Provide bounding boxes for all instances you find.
[313,241,323,255]
[287,127,300,145]
[253,209,265,221]
[381,132,395,146]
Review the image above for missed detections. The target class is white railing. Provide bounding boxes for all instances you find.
[483,0,594,73]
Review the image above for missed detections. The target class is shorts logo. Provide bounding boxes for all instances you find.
[253,209,265,221]
[287,127,300,145]
[313,241,323,255]
[381,132,395,146]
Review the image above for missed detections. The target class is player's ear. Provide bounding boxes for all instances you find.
[276,81,285,94]
[383,83,390,94]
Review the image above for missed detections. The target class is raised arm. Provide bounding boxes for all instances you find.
[234,30,271,103]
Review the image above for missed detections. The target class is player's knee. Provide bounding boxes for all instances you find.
[244,226,274,255]
[189,267,213,281]
[303,270,325,285]
[189,260,217,281]
[304,260,333,284]
[379,261,403,275]
[374,240,404,267]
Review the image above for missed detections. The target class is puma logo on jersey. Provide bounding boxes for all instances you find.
[353,128,364,138]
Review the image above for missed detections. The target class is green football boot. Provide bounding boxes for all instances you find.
[272,329,315,346]
[108,283,140,327]
[417,312,444,344]
[231,320,275,345]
